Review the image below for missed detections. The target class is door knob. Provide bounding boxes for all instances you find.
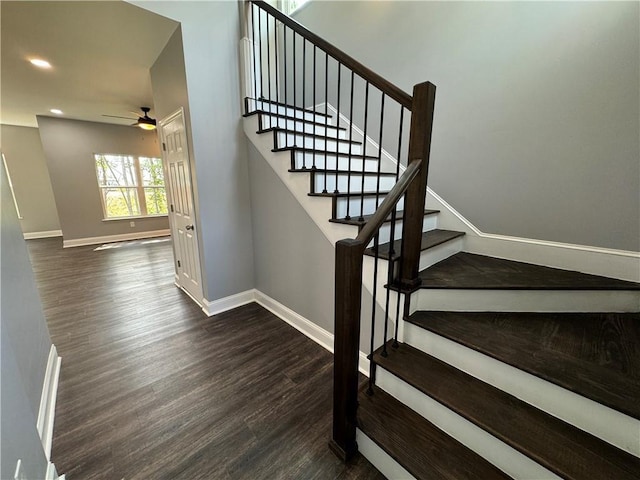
[185,225,194,231]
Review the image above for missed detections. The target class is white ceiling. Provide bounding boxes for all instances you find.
[1,1,179,128]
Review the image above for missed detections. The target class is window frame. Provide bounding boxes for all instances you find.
[94,153,168,220]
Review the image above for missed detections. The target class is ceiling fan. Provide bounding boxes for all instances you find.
[102,107,157,130]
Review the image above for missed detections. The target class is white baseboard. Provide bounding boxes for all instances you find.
[202,289,257,317]
[254,290,370,376]
[37,345,61,460]
[202,288,370,376]
[427,189,640,283]
[24,230,62,240]
[62,229,171,248]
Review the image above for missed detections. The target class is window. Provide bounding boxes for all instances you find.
[94,154,168,219]
[282,0,310,15]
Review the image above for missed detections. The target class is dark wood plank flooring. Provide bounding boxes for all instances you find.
[27,237,384,480]
[419,252,640,290]
[407,311,640,419]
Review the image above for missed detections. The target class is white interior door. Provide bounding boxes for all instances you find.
[159,108,204,304]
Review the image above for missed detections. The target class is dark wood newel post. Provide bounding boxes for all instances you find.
[330,238,364,461]
[399,81,437,289]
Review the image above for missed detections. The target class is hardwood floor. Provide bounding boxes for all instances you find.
[27,237,384,480]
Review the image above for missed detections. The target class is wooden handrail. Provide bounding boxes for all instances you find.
[356,159,422,247]
[250,0,412,109]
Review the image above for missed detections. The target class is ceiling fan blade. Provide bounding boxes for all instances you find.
[102,114,137,120]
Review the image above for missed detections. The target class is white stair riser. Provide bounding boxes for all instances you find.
[293,152,379,172]
[275,132,362,154]
[411,289,640,313]
[375,368,561,479]
[365,215,439,248]
[402,322,640,457]
[334,195,404,219]
[418,236,465,271]
[248,98,329,123]
[259,114,345,138]
[356,429,416,480]
[313,173,396,194]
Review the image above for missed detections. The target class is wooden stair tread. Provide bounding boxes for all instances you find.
[289,168,397,177]
[272,127,363,144]
[329,209,439,228]
[406,311,640,418]
[373,343,640,480]
[243,96,332,118]
[358,386,512,480]
[284,148,380,160]
[419,252,640,290]
[309,190,391,198]
[365,229,465,260]
[255,112,346,130]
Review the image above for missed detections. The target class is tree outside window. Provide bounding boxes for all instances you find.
[95,154,168,219]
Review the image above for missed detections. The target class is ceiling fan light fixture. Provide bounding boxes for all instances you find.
[137,118,156,130]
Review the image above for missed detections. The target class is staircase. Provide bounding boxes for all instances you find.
[243,2,640,478]
[244,94,640,479]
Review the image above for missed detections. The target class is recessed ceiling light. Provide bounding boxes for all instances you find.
[50,109,63,115]
[29,58,52,69]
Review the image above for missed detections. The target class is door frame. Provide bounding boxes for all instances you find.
[158,107,205,306]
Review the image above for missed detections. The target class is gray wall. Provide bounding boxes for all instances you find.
[1,163,52,479]
[1,124,61,234]
[131,1,255,302]
[248,143,389,353]
[294,1,640,251]
[36,116,169,243]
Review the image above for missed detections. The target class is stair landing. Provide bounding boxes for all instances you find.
[418,252,640,290]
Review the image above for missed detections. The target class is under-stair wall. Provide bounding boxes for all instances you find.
[247,141,390,358]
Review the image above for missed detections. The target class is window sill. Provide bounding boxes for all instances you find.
[102,215,168,222]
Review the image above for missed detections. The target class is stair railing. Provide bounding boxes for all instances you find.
[245,0,436,461]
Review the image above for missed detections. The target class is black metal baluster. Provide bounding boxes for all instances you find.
[375,94,386,208]
[301,37,307,169]
[274,15,279,110]
[392,228,405,350]
[334,62,341,194]
[393,108,406,349]
[266,14,272,105]
[396,107,405,181]
[345,71,355,219]
[293,30,297,152]
[312,45,317,170]
[359,81,370,221]
[258,6,263,109]
[250,4,258,112]
[284,25,288,124]
[367,231,381,395]
[323,52,328,193]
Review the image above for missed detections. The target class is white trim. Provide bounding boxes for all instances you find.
[202,289,256,317]
[62,229,170,248]
[254,290,370,376]
[205,290,371,376]
[24,230,63,240]
[356,429,416,480]
[37,345,61,460]
[240,36,256,101]
[427,189,640,282]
